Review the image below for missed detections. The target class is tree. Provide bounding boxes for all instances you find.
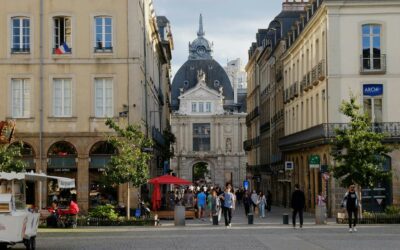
[331,95,392,189]
[104,119,153,219]
[0,143,26,173]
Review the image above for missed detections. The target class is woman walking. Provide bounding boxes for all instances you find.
[258,192,267,218]
[341,184,359,232]
[220,184,234,228]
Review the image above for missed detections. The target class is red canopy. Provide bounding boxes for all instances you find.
[148,175,191,211]
[148,174,192,185]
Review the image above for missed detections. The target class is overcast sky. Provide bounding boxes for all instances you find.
[153,0,283,75]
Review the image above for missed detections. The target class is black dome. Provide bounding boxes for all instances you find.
[171,59,233,111]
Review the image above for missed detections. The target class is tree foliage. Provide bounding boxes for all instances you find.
[0,142,26,173]
[331,95,392,188]
[104,119,153,188]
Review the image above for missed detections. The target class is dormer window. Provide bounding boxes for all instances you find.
[214,80,220,87]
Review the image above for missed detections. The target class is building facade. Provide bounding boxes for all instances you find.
[247,0,400,216]
[0,0,173,212]
[170,15,247,187]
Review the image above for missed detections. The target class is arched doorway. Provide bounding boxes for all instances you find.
[10,142,35,205]
[89,141,118,208]
[47,141,77,206]
[192,162,211,186]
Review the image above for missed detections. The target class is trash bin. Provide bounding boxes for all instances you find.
[174,205,185,226]
[212,215,219,225]
[248,213,254,224]
[283,213,289,224]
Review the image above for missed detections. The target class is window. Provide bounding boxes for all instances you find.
[364,98,382,122]
[53,79,72,117]
[192,102,197,112]
[11,17,30,53]
[193,123,210,151]
[95,78,113,117]
[53,16,72,54]
[11,79,30,118]
[94,16,112,52]
[206,102,211,113]
[362,24,382,70]
[198,102,204,112]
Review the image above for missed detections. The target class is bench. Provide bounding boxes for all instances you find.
[155,210,196,219]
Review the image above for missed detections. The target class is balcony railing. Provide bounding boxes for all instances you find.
[279,122,400,151]
[305,72,312,91]
[311,66,318,85]
[152,126,166,146]
[293,82,299,97]
[360,54,386,74]
[317,60,326,80]
[260,122,270,134]
[243,136,260,151]
[246,107,260,125]
[94,47,113,53]
[11,48,30,53]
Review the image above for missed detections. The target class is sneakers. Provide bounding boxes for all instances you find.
[353,227,357,232]
[229,223,232,228]
[349,228,353,233]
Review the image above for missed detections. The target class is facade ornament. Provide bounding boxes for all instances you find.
[197,69,206,83]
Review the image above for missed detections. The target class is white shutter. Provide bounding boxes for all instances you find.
[53,79,72,117]
[12,79,22,117]
[105,79,113,117]
[23,80,30,117]
[95,79,103,117]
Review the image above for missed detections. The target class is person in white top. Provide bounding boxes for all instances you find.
[250,190,259,213]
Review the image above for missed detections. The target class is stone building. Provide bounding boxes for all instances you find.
[170,15,247,187]
[0,0,173,212]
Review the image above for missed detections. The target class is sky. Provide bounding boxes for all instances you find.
[153,0,283,76]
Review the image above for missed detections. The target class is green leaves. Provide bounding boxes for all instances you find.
[104,119,153,188]
[331,95,392,188]
[0,142,26,173]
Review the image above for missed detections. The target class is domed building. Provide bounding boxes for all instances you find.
[170,15,247,187]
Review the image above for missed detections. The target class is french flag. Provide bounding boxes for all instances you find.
[55,43,71,54]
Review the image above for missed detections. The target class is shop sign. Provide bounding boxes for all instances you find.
[309,155,320,169]
[53,168,71,172]
[285,161,294,171]
[363,84,383,96]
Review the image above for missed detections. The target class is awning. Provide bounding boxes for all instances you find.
[0,172,75,189]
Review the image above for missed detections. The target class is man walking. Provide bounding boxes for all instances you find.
[220,184,234,228]
[291,184,305,229]
[197,188,206,220]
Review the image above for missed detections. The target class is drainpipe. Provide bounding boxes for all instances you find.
[143,0,149,137]
[38,0,44,209]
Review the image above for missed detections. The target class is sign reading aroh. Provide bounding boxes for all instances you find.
[309,155,320,169]
[363,84,383,96]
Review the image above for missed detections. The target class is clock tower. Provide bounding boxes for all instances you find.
[189,14,213,60]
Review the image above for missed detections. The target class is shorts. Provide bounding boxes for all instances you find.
[198,204,205,209]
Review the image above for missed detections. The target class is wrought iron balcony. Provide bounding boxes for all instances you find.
[152,126,166,146]
[317,60,326,80]
[260,122,271,134]
[243,136,260,151]
[246,107,260,125]
[279,122,400,151]
[360,54,386,74]
[311,66,318,85]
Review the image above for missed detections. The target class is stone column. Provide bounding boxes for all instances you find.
[77,154,89,212]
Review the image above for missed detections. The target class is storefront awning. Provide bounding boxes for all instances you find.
[0,172,75,188]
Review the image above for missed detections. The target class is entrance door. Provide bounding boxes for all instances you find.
[193,162,210,186]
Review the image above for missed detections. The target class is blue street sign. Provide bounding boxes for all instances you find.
[363,84,383,96]
[243,180,249,190]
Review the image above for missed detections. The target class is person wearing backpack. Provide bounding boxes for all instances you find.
[341,184,359,232]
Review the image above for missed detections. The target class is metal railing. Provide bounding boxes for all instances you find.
[317,60,326,80]
[246,106,260,125]
[152,126,166,146]
[243,136,260,151]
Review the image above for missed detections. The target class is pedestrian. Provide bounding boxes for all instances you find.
[266,190,272,212]
[230,187,236,211]
[258,192,267,218]
[250,190,259,213]
[207,188,213,221]
[197,188,207,220]
[291,184,305,229]
[341,184,359,232]
[220,184,234,228]
[211,190,220,225]
[243,191,251,216]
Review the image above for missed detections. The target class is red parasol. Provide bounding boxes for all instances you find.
[148,175,192,211]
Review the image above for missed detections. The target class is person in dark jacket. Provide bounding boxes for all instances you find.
[341,184,359,232]
[291,184,305,229]
[242,191,251,216]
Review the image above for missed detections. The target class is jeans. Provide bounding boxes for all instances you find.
[244,204,250,216]
[347,208,358,228]
[222,206,232,226]
[259,204,265,217]
[292,209,303,227]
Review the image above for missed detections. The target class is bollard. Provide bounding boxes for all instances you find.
[283,213,289,224]
[174,206,186,226]
[248,213,254,224]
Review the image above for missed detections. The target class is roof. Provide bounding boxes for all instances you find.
[171,59,234,110]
